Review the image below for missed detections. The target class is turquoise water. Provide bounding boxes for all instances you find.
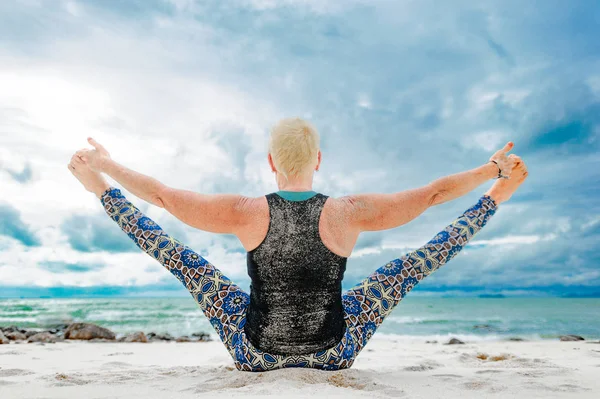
[0,297,598,340]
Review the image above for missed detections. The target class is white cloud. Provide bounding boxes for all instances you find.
[64,1,80,17]
[241,0,368,14]
[357,93,372,109]
[462,130,507,152]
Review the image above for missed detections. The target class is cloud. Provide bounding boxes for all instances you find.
[39,261,105,274]
[0,204,40,246]
[61,214,146,253]
[2,162,33,183]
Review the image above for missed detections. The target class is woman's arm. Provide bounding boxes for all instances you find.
[100,158,249,234]
[343,142,515,232]
[78,138,250,234]
[99,186,221,287]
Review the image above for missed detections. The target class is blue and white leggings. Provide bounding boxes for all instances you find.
[100,188,497,371]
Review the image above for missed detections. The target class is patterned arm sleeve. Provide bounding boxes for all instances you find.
[402,194,498,277]
[100,187,210,286]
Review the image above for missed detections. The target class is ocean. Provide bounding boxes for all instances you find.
[1,297,599,341]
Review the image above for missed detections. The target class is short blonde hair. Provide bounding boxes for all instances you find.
[269,117,320,181]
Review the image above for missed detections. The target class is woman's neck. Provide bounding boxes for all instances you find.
[276,173,314,192]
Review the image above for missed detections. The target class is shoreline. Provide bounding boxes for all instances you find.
[2,323,597,346]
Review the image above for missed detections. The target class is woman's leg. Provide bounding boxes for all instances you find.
[342,194,498,354]
[100,187,248,363]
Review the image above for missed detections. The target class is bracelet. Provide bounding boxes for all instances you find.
[489,160,504,179]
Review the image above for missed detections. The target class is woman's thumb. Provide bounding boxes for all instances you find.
[87,137,107,153]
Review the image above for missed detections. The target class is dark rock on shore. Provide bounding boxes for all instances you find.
[64,323,116,340]
[47,323,70,332]
[47,327,67,336]
[445,338,465,345]
[1,325,211,344]
[5,331,27,341]
[1,325,28,334]
[559,335,585,341]
[191,332,211,342]
[120,332,148,343]
[28,332,61,343]
[507,337,525,341]
[147,332,174,341]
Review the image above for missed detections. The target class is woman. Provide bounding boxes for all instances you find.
[68,117,528,372]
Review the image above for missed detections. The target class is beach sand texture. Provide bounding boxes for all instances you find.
[1,336,599,398]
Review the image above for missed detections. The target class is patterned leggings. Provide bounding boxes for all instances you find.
[100,188,497,372]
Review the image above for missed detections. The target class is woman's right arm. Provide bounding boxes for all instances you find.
[343,142,514,232]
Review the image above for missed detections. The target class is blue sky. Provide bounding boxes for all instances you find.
[0,0,599,298]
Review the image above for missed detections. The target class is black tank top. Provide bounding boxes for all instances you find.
[245,192,348,355]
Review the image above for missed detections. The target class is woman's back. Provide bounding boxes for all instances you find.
[237,191,361,258]
[245,191,347,354]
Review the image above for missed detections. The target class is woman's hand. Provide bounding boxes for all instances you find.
[485,155,529,204]
[68,153,110,198]
[489,142,516,179]
[75,137,111,172]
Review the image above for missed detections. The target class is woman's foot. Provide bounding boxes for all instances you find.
[485,155,528,204]
[68,154,110,199]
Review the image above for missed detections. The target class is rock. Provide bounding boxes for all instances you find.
[0,331,9,344]
[508,337,525,341]
[148,333,174,341]
[47,323,70,332]
[64,323,116,341]
[425,340,438,344]
[176,336,191,342]
[5,331,27,341]
[191,332,211,342]
[559,335,585,341]
[25,330,41,338]
[445,338,465,345]
[1,325,23,334]
[27,332,58,343]
[123,332,148,343]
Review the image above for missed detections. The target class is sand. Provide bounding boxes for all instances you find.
[1,336,599,398]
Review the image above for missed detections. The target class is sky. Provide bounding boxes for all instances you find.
[0,0,599,298]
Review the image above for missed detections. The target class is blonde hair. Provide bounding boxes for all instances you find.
[269,117,320,181]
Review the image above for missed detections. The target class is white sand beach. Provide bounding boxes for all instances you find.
[1,337,599,398]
